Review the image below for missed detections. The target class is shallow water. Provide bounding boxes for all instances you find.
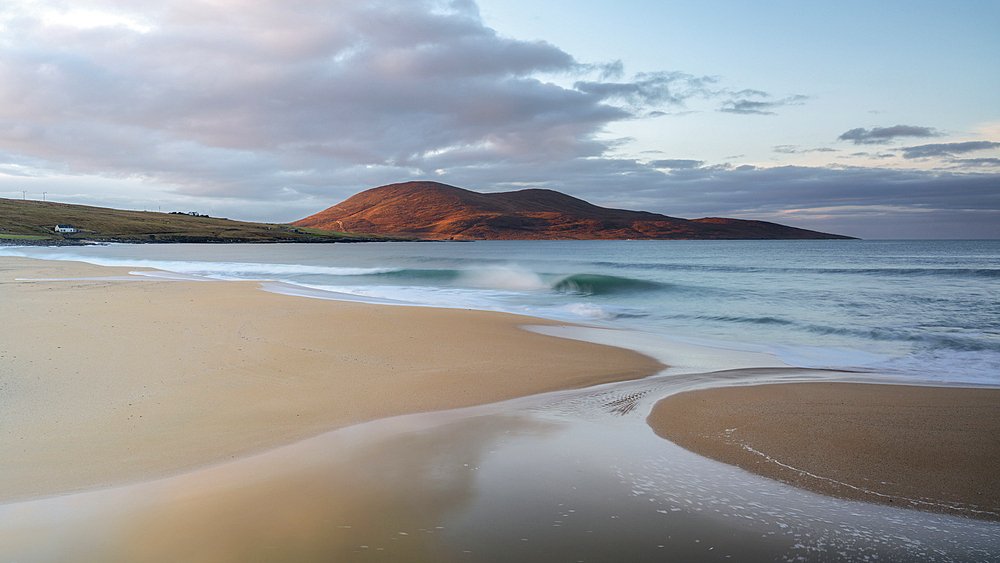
[1,351,996,563]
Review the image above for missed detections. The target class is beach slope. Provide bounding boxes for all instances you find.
[0,256,662,503]
[648,382,1000,520]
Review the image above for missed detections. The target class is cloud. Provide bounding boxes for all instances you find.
[650,159,703,169]
[901,141,1000,159]
[0,1,995,238]
[719,94,808,115]
[573,71,719,107]
[0,0,788,204]
[949,158,1000,167]
[0,1,600,190]
[838,125,939,145]
[419,154,1000,238]
[773,145,837,154]
[841,151,896,159]
[429,152,999,217]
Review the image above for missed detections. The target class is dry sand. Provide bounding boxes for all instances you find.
[0,256,663,503]
[647,382,1000,520]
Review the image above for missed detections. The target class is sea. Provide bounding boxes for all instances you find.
[4,238,998,386]
[4,238,1000,561]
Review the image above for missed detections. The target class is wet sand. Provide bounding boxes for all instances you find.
[4,254,1000,561]
[647,382,1000,520]
[0,256,663,503]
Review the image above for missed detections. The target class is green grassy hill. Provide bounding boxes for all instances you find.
[0,198,406,244]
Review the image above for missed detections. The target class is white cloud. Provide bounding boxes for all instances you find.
[0,0,996,238]
[41,8,153,32]
[0,0,811,201]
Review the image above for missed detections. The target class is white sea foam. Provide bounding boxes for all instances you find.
[5,240,998,387]
[875,349,1000,387]
[658,335,891,374]
[558,303,616,319]
[456,264,549,291]
[524,325,788,375]
[260,282,413,306]
[118,259,395,279]
[266,282,502,310]
[0,248,396,278]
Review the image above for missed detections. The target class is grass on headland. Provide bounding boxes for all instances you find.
[0,198,411,244]
[0,234,52,240]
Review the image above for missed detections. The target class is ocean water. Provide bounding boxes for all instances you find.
[5,239,998,385]
[4,239,1000,561]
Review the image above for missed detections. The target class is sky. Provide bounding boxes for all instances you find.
[1,0,998,238]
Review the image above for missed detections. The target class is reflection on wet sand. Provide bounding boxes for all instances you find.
[2,368,999,562]
[0,411,532,562]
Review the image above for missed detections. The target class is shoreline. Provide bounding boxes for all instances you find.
[7,253,999,522]
[647,381,1000,520]
[4,253,1000,561]
[0,256,664,503]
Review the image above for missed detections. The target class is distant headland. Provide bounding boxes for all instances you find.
[0,198,407,244]
[294,181,855,240]
[1,182,854,244]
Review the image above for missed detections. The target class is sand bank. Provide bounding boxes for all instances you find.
[647,382,1000,520]
[0,256,663,503]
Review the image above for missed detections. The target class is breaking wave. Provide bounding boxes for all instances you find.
[549,273,668,295]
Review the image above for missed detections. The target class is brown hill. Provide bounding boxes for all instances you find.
[293,181,854,240]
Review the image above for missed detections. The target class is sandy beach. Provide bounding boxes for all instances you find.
[4,252,1000,561]
[0,256,663,503]
[647,382,1000,520]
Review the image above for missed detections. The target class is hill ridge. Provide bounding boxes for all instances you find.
[294,181,854,240]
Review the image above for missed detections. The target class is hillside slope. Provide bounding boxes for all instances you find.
[294,181,854,240]
[0,199,403,244]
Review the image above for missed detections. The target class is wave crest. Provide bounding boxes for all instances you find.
[551,273,667,296]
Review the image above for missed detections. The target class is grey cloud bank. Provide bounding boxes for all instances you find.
[650,159,704,169]
[720,94,808,115]
[902,141,1000,159]
[838,125,939,145]
[0,0,998,239]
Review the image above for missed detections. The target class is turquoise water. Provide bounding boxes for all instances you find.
[6,239,998,384]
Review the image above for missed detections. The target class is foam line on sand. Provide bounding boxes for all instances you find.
[647,381,1000,520]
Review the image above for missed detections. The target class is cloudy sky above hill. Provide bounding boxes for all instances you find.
[1,0,997,238]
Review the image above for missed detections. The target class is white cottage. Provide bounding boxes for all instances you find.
[55,225,77,233]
